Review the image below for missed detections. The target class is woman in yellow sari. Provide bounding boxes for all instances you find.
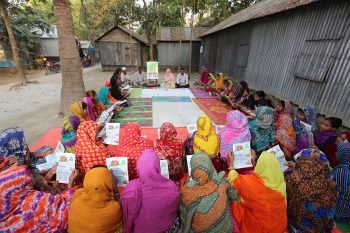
[193,115,219,157]
[68,166,123,233]
[69,101,87,122]
[214,73,227,89]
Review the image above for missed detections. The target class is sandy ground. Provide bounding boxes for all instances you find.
[0,65,199,146]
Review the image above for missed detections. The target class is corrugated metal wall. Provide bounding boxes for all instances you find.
[99,41,141,67]
[200,0,350,126]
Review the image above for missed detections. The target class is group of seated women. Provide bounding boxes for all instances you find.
[0,69,349,232]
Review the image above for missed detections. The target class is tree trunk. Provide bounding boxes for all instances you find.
[0,0,28,83]
[147,34,154,61]
[53,0,85,116]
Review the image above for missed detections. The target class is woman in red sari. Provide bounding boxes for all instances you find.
[155,122,184,187]
[116,123,154,181]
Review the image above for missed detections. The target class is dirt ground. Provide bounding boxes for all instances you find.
[0,65,198,146]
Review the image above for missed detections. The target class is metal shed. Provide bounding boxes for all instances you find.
[156,27,207,72]
[95,25,149,71]
[200,0,350,127]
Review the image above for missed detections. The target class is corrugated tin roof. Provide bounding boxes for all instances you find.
[79,40,94,49]
[33,26,58,39]
[201,0,321,37]
[95,25,148,45]
[157,27,208,41]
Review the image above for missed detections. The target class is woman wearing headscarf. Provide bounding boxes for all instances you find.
[121,149,179,233]
[228,152,287,233]
[234,80,248,101]
[162,68,176,89]
[110,68,124,100]
[286,149,337,233]
[199,69,209,85]
[276,114,296,160]
[180,152,240,233]
[333,143,350,231]
[70,101,88,122]
[214,73,226,89]
[61,115,80,153]
[293,106,317,152]
[219,110,251,164]
[98,81,117,107]
[274,100,292,121]
[68,166,123,233]
[82,96,96,121]
[86,90,106,118]
[155,122,184,186]
[219,79,236,100]
[0,166,77,232]
[74,121,114,176]
[249,106,275,153]
[193,115,219,158]
[116,123,154,180]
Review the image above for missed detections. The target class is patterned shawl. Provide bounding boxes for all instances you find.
[219,110,251,161]
[180,152,239,233]
[276,114,296,154]
[287,149,337,233]
[249,107,275,152]
[61,115,80,153]
[75,121,114,175]
[117,123,154,180]
[193,115,219,157]
[70,101,86,122]
[0,127,27,165]
[0,166,75,232]
[221,80,236,99]
[215,73,227,89]
[334,142,350,223]
[155,122,184,182]
[81,97,95,121]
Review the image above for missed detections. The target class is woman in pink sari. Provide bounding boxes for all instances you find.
[121,149,180,233]
[81,96,95,121]
[162,68,176,88]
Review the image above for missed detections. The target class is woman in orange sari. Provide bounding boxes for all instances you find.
[228,151,287,233]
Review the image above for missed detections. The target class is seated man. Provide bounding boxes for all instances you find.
[132,66,147,87]
[176,68,189,88]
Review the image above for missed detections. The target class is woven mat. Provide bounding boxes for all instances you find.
[193,98,231,125]
[152,96,192,102]
[191,88,218,99]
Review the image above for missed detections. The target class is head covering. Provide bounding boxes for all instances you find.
[165,68,175,81]
[61,115,80,153]
[249,107,275,152]
[68,167,123,233]
[193,115,219,157]
[229,152,287,233]
[235,80,249,101]
[81,97,95,121]
[287,149,337,233]
[97,86,111,106]
[0,127,27,165]
[105,80,110,86]
[221,79,236,99]
[155,122,184,183]
[70,101,86,122]
[219,110,251,160]
[215,73,226,89]
[200,69,209,84]
[282,100,292,115]
[0,166,75,232]
[121,149,179,233]
[276,114,296,154]
[75,121,114,175]
[334,142,350,224]
[315,129,337,145]
[180,152,238,233]
[117,123,154,180]
[122,67,126,71]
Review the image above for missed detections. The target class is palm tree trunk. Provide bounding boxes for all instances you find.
[53,0,85,116]
[0,0,28,83]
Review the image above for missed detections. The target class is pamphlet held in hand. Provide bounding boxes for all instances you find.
[36,141,65,171]
[56,153,75,184]
[232,141,253,169]
[187,124,197,136]
[267,145,289,172]
[106,157,129,187]
[160,160,169,178]
[104,123,120,145]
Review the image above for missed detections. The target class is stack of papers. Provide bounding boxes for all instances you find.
[104,123,121,145]
[160,160,170,178]
[56,153,75,184]
[106,157,129,187]
[36,141,65,171]
[187,124,197,135]
[267,145,289,172]
[232,141,253,169]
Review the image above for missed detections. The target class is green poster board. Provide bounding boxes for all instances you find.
[146,61,159,80]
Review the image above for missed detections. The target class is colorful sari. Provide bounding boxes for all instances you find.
[221,79,236,99]
[97,86,111,106]
[70,101,86,122]
[315,130,338,167]
[181,152,239,233]
[287,149,337,233]
[0,166,75,232]
[235,80,248,101]
[155,122,184,184]
[199,69,209,84]
[121,149,179,233]
[334,143,350,226]
[219,110,251,162]
[193,115,219,157]
[293,106,317,152]
[68,167,123,233]
[229,152,287,233]
[0,127,27,165]
[116,123,154,180]
[61,115,80,153]
[82,96,96,121]
[249,106,275,152]
[214,73,226,89]
[276,114,296,157]
[86,90,106,118]
[74,121,114,175]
